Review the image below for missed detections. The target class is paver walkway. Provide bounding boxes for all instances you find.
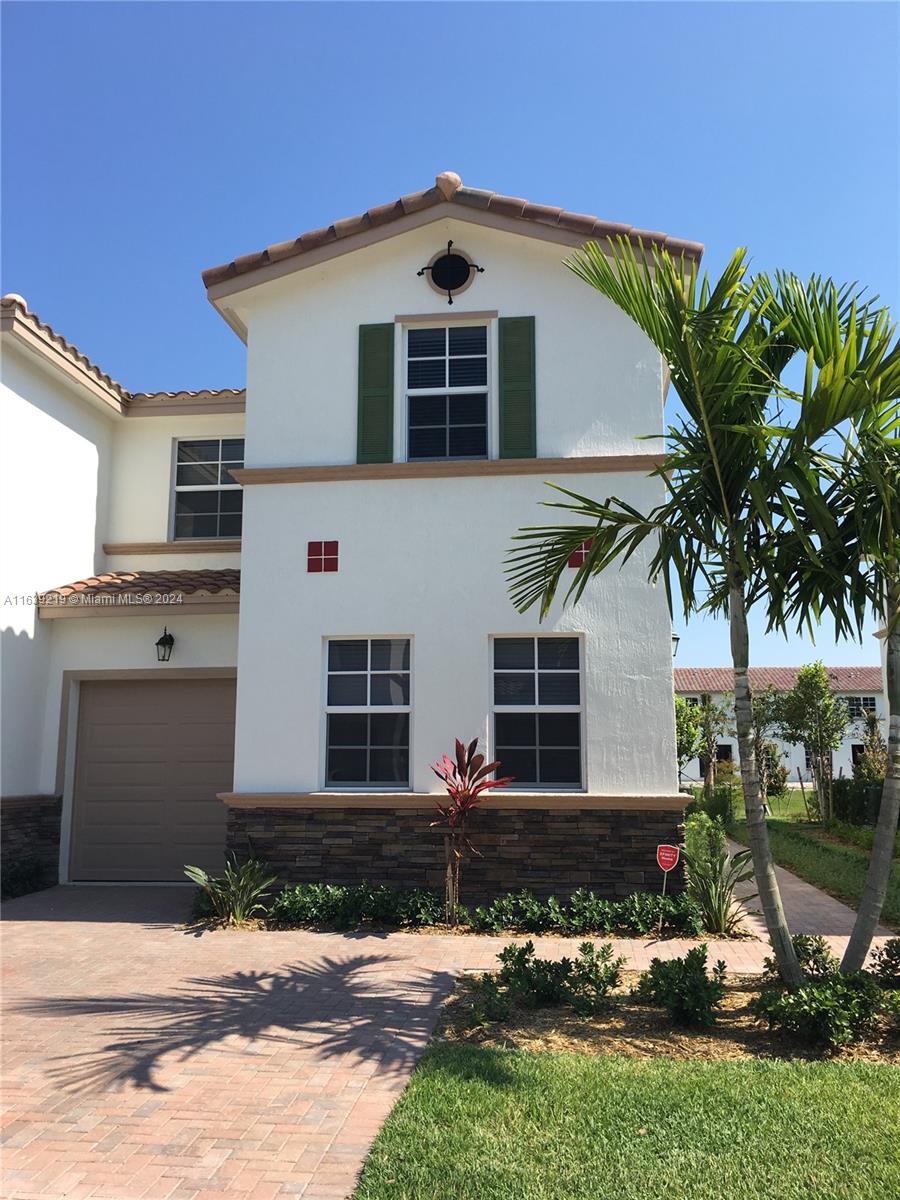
[1,872,893,1200]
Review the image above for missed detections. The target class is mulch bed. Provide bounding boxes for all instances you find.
[437,972,900,1065]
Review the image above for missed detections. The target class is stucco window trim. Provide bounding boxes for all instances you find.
[401,320,493,463]
[321,636,414,792]
[490,634,586,793]
[171,436,245,542]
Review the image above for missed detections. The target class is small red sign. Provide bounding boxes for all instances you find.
[657,844,680,873]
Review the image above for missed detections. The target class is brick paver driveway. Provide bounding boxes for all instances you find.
[1,875,892,1200]
[1,887,457,1200]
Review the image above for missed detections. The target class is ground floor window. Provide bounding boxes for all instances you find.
[492,636,582,787]
[325,639,410,786]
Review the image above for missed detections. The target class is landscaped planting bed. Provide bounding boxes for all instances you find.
[354,938,900,1200]
[191,881,717,938]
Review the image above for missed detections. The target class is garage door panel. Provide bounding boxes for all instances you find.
[70,678,235,882]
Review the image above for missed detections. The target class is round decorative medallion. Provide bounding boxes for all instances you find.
[417,240,484,305]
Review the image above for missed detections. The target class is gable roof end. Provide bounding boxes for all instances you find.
[201,170,704,292]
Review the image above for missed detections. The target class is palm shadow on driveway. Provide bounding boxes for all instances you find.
[14,953,454,1094]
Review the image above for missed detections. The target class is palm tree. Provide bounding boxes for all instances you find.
[769,389,899,970]
[506,240,893,987]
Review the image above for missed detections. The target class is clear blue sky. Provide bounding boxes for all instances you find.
[3,2,896,669]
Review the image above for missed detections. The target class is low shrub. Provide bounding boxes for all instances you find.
[497,940,574,1006]
[684,813,754,935]
[185,855,277,926]
[268,882,443,930]
[688,784,738,827]
[465,975,512,1027]
[763,934,840,984]
[823,820,900,859]
[634,945,727,1027]
[566,941,628,1016]
[495,939,625,1014]
[831,778,881,827]
[870,939,900,990]
[750,973,882,1049]
[470,889,703,937]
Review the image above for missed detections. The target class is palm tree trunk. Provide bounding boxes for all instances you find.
[842,582,900,971]
[730,581,803,987]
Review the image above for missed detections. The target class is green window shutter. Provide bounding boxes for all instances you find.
[357,323,394,463]
[498,316,536,459]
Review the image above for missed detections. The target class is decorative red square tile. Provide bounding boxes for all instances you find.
[567,538,592,568]
[308,540,339,572]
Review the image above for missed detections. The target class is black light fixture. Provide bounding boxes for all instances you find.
[417,240,484,305]
[155,627,175,662]
[671,633,681,658]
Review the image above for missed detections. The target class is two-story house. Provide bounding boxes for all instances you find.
[1,171,703,901]
[674,666,887,784]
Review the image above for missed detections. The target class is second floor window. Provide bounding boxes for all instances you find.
[173,438,244,539]
[407,325,488,460]
[845,695,876,720]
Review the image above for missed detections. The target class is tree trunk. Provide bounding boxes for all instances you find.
[842,582,900,971]
[730,582,803,987]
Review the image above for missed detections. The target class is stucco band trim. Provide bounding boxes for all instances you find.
[231,454,664,487]
[39,597,239,619]
[220,792,689,811]
[103,540,242,555]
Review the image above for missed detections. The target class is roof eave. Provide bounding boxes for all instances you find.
[203,194,704,313]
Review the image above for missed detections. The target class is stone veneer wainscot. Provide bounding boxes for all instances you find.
[226,803,687,904]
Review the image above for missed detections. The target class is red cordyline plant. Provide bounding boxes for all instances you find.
[430,737,513,924]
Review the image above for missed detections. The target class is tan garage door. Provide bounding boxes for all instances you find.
[70,678,236,882]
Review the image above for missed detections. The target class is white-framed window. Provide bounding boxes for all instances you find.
[845,695,877,720]
[173,438,244,540]
[405,325,488,460]
[684,696,701,707]
[325,638,411,787]
[492,636,583,789]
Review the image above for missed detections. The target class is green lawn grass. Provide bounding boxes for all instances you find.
[731,818,900,928]
[355,1045,900,1200]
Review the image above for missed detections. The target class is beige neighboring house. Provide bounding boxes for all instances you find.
[2,171,705,902]
[674,666,887,784]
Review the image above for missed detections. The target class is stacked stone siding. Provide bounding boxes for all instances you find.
[1,795,62,896]
[227,805,685,902]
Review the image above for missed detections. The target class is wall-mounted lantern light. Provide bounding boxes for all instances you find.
[155,627,175,662]
[671,633,681,658]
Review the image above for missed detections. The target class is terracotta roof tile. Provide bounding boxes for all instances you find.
[674,666,883,694]
[201,170,704,289]
[1,293,128,400]
[2,294,241,409]
[44,569,240,599]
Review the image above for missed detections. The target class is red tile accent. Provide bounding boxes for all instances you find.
[308,541,339,573]
[567,539,592,568]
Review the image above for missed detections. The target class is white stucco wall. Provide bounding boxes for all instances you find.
[234,218,665,468]
[234,471,677,796]
[105,413,245,546]
[35,613,239,881]
[0,345,114,795]
[677,688,888,784]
